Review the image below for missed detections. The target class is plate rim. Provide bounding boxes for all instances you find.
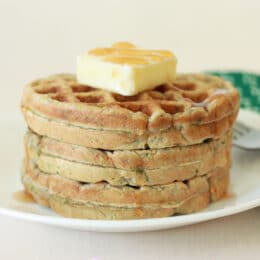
[1,197,260,232]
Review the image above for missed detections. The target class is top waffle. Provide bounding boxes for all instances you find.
[21,73,240,150]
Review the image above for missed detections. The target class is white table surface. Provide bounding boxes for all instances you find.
[1,209,260,260]
[0,0,260,259]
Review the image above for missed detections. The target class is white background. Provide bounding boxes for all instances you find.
[0,0,260,259]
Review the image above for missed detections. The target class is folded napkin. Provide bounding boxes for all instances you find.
[207,71,260,112]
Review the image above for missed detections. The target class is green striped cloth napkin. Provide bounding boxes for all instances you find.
[207,71,260,112]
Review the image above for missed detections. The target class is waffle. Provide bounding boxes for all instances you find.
[22,161,229,219]
[26,130,231,186]
[21,73,239,150]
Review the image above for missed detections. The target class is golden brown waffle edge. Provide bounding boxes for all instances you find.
[25,130,232,186]
[22,160,229,220]
[21,73,240,150]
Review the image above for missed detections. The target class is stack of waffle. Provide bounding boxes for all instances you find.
[21,73,240,219]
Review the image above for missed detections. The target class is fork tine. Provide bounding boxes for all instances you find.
[233,127,246,137]
[233,121,260,150]
[233,121,253,140]
[233,131,243,140]
[234,121,250,132]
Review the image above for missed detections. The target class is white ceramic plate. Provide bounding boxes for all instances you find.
[1,109,260,233]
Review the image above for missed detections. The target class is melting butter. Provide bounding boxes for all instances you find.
[77,42,177,96]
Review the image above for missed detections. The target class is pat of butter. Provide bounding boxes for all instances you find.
[76,42,177,96]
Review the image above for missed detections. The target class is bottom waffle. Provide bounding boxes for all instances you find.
[22,161,230,220]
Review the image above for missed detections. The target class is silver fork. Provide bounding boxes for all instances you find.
[233,121,260,150]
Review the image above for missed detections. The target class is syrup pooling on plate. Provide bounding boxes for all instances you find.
[13,190,35,203]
